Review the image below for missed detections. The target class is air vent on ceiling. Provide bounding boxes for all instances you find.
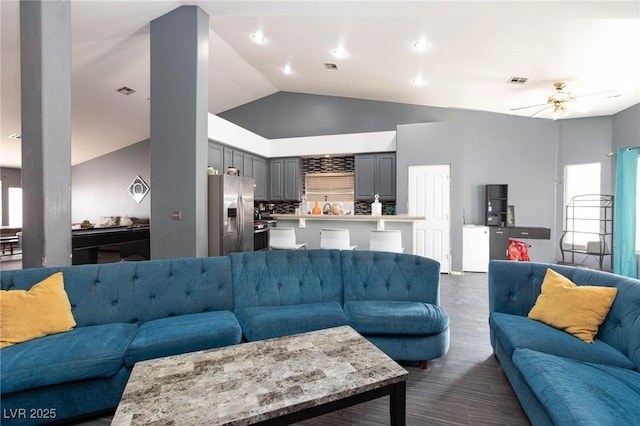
[324,63,339,70]
[507,76,528,84]
[116,86,136,95]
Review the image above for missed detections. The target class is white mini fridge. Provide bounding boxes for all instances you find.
[463,225,490,272]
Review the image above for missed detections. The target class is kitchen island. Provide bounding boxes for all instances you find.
[271,214,424,253]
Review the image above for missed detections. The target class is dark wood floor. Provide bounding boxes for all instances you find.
[69,272,529,426]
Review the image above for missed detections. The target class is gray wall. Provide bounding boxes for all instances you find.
[71,140,150,224]
[0,167,21,226]
[396,121,465,271]
[219,91,454,139]
[555,117,615,269]
[396,113,558,270]
[612,103,640,152]
[460,111,557,266]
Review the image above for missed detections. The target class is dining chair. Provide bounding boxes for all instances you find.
[320,228,357,250]
[268,227,307,250]
[369,230,404,253]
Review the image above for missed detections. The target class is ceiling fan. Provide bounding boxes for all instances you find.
[510,82,621,119]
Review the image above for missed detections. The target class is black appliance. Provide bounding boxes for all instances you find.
[253,220,269,251]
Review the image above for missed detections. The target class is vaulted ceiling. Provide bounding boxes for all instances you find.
[1,1,639,168]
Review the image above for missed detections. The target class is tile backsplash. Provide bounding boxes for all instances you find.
[303,156,355,174]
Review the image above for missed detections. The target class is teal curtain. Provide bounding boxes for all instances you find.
[613,147,638,278]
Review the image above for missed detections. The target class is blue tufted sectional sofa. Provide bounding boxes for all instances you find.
[489,260,640,426]
[1,249,449,424]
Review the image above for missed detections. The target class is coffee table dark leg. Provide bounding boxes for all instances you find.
[390,381,406,426]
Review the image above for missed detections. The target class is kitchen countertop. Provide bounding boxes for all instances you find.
[272,214,424,221]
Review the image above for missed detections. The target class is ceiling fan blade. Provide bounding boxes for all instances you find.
[510,102,547,112]
[530,105,552,118]
[576,90,621,100]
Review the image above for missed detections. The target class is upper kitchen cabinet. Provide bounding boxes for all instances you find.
[222,146,246,175]
[234,151,244,173]
[355,153,396,201]
[208,143,224,172]
[243,154,254,179]
[209,142,268,199]
[269,157,302,201]
[253,156,268,200]
[223,147,234,171]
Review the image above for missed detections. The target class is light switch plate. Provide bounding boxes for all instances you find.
[171,211,182,220]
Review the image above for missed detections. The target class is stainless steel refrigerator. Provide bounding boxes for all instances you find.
[208,175,254,256]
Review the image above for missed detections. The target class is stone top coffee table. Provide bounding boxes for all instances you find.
[111,326,408,425]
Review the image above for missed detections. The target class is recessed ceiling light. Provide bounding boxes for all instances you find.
[411,76,426,86]
[116,86,136,95]
[331,47,348,59]
[250,32,266,44]
[412,40,430,52]
[282,64,294,75]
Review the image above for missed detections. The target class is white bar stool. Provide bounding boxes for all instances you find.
[269,228,307,250]
[369,230,404,253]
[320,228,357,250]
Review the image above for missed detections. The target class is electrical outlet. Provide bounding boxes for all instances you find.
[171,211,182,220]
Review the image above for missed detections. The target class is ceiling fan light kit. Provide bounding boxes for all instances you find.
[547,82,575,119]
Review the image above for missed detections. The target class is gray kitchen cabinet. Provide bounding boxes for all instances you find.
[209,143,268,199]
[234,151,244,173]
[208,143,223,172]
[243,153,254,178]
[284,158,302,201]
[355,153,396,201]
[269,159,284,200]
[223,147,234,171]
[355,155,375,201]
[375,153,396,200]
[253,156,268,200]
[269,157,301,201]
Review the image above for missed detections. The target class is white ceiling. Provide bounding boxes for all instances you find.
[1,1,639,168]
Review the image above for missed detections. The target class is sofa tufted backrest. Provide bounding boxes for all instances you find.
[0,257,234,327]
[231,250,344,309]
[342,251,441,304]
[489,260,640,370]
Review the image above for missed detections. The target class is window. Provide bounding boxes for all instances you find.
[305,173,355,202]
[564,163,601,246]
[8,187,22,227]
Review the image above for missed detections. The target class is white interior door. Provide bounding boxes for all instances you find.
[408,165,451,273]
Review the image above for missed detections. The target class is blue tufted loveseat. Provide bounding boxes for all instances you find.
[489,260,640,426]
[1,249,449,424]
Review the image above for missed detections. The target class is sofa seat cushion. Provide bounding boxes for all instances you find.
[0,323,137,394]
[513,348,640,426]
[234,302,349,341]
[344,300,449,336]
[124,311,242,367]
[490,312,635,370]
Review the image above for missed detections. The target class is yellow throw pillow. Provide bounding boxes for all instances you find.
[528,268,617,343]
[1,272,76,348]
